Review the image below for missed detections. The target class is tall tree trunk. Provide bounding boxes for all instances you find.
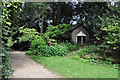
[41,15,45,34]
[55,2,61,26]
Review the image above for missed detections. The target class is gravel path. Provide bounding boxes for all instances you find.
[9,51,63,78]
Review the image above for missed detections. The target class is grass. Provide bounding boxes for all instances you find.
[29,55,118,78]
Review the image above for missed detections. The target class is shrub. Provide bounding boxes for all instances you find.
[18,27,41,43]
[67,43,80,51]
[42,34,49,42]
[27,40,68,57]
[30,38,46,50]
[87,45,98,53]
[71,45,101,58]
[26,51,33,55]
[59,42,81,51]
[47,39,57,46]
[38,44,68,57]
[73,48,88,57]
[55,44,68,56]
[29,38,47,55]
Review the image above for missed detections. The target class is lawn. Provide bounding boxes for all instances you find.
[29,55,118,78]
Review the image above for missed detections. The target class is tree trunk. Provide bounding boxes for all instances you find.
[55,2,61,26]
[41,15,45,34]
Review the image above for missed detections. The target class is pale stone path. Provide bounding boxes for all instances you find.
[9,51,63,78]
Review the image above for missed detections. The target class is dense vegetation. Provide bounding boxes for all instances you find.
[1,2,22,79]
[1,1,119,78]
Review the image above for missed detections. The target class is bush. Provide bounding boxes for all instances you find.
[26,51,33,55]
[28,38,47,55]
[71,45,101,58]
[27,40,68,57]
[73,48,88,57]
[41,44,68,56]
[18,27,41,43]
[40,45,68,57]
[42,34,50,42]
[67,43,80,51]
[55,44,68,56]
[87,45,98,53]
[59,42,81,51]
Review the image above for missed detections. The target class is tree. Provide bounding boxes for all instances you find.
[45,24,72,40]
[20,2,51,34]
[99,2,120,50]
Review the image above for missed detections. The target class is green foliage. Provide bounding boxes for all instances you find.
[48,39,57,46]
[42,34,49,42]
[18,27,41,42]
[87,45,99,54]
[45,24,72,38]
[70,44,119,68]
[27,38,46,55]
[25,51,33,55]
[73,47,88,57]
[1,47,14,78]
[106,58,116,63]
[41,44,68,57]
[59,42,80,51]
[19,2,51,30]
[7,37,16,49]
[1,2,22,78]
[27,39,68,57]
[72,45,102,59]
[67,44,78,51]
[98,3,120,50]
[30,38,46,52]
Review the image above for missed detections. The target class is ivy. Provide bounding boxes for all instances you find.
[1,2,22,79]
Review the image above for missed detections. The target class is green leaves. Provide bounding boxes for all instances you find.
[1,2,22,78]
[28,39,68,57]
[18,27,40,43]
[99,2,120,50]
[45,24,72,38]
[6,22,11,26]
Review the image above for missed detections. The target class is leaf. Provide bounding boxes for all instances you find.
[113,47,117,49]
[7,4,11,7]
[107,41,110,43]
[6,22,11,26]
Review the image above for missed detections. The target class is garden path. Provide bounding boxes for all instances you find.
[8,51,62,78]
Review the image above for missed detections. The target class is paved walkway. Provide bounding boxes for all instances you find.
[9,51,62,78]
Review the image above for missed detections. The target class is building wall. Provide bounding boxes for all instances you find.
[71,26,90,43]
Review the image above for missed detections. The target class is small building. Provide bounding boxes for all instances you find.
[71,25,90,44]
